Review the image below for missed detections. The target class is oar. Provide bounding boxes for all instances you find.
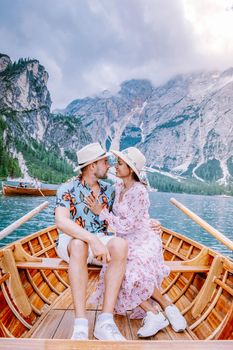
[0,201,49,240]
[38,188,45,197]
[170,197,233,251]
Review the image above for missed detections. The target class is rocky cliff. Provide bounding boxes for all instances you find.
[64,72,233,184]
[0,53,91,182]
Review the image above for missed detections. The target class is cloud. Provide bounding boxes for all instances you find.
[0,0,233,108]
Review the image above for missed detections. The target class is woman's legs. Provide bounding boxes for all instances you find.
[139,299,160,314]
[139,287,171,313]
[150,287,187,333]
[151,288,172,310]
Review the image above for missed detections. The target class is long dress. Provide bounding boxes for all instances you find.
[90,181,170,318]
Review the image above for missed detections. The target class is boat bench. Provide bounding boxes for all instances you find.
[16,257,210,273]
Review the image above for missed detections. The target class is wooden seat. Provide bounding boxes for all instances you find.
[165,261,210,273]
[16,257,210,273]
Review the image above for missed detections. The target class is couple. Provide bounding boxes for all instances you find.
[55,142,187,340]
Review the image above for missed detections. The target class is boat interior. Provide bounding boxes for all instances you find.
[0,223,233,349]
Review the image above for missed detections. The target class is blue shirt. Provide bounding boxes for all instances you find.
[55,176,115,235]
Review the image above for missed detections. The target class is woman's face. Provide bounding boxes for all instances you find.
[115,157,132,178]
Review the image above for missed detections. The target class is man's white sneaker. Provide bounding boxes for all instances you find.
[71,325,88,340]
[94,318,126,341]
[137,311,169,338]
[165,305,187,332]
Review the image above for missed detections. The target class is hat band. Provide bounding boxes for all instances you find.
[78,151,107,166]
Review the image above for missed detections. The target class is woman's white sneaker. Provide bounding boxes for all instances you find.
[165,305,187,332]
[137,311,169,338]
[94,318,126,341]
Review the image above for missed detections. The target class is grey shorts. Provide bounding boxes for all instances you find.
[56,232,114,265]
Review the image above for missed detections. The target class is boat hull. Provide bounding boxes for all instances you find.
[2,184,57,196]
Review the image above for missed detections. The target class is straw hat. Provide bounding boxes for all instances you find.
[111,147,146,182]
[74,143,111,172]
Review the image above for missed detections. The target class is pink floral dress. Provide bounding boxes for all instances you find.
[90,181,170,318]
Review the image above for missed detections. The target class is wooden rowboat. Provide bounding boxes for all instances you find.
[0,200,232,349]
[2,183,57,196]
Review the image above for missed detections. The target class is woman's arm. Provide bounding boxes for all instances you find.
[86,186,150,234]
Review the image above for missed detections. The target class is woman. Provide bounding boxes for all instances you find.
[85,147,187,337]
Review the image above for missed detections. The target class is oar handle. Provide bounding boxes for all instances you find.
[170,197,233,252]
[0,201,49,240]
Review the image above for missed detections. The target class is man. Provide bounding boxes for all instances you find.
[55,143,128,341]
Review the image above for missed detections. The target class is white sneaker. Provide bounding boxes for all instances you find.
[71,325,88,340]
[137,311,169,338]
[94,318,126,341]
[165,305,187,332]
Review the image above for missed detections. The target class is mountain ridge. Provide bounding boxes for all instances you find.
[64,71,233,185]
[1,53,233,192]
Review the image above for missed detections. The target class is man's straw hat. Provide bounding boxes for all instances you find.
[74,143,110,172]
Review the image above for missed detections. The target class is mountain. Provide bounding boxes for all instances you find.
[0,53,91,183]
[64,72,233,185]
[1,52,233,192]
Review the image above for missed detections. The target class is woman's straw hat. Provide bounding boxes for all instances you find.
[111,147,146,182]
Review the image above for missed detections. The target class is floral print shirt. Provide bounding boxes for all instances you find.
[55,176,115,235]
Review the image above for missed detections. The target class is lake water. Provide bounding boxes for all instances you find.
[0,190,233,259]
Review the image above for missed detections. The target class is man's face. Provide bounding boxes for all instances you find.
[94,157,110,179]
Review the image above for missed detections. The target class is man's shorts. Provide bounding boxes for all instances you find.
[56,232,115,265]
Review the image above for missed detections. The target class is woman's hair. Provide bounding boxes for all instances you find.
[132,171,140,182]
[126,164,140,182]
[127,164,149,188]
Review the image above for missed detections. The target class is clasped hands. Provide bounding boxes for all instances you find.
[89,235,111,264]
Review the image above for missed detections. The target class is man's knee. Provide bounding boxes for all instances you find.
[68,239,88,261]
[109,237,128,260]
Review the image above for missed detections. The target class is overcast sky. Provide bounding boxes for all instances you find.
[1,0,233,109]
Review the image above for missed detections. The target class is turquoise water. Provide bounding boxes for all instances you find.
[0,190,233,259]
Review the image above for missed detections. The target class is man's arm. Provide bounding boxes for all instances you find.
[55,206,111,263]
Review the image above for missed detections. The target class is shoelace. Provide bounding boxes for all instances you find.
[142,315,156,328]
[142,314,166,328]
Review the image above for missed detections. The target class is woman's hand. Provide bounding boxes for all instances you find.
[150,219,163,235]
[85,193,103,216]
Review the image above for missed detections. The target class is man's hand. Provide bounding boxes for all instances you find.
[89,235,111,264]
[150,219,163,235]
[85,193,103,215]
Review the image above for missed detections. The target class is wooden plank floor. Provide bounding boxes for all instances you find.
[29,271,195,341]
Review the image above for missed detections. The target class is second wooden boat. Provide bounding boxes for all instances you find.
[2,183,57,196]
